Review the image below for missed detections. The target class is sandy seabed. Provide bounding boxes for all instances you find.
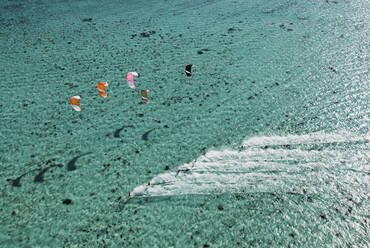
[1,0,369,247]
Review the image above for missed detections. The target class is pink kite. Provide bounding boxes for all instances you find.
[126,72,140,89]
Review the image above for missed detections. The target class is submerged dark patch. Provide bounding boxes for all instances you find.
[329,66,338,73]
[34,164,63,183]
[62,198,73,205]
[227,27,235,33]
[140,30,156,38]
[142,129,154,141]
[10,163,64,187]
[114,125,134,138]
[82,18,93,22]
[9,169,39,187]
[67,152,93,171]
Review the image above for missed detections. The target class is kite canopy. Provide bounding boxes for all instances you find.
[70,95,81,112]
[97,82,109,98]
[126,72,140,89]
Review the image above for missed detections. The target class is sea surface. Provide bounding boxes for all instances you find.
[0,0,369,247]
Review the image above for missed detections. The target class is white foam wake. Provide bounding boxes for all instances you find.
[129,132,369,198]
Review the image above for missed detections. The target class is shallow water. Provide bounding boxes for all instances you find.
[0,0,369,247]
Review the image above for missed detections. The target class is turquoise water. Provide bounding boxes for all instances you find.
[1,0,369,247]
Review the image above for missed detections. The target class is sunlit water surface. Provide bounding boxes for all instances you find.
[0,0,369,247]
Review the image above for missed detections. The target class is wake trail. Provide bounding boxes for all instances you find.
[128,131,369,198]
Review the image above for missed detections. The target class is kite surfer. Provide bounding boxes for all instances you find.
[70,95,82,112]
[126,71,140,89]
[141,89,149,103]
[185,64,194,77]
[97,82,109,98]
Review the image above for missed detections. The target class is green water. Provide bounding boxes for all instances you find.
[0,0,369,247]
